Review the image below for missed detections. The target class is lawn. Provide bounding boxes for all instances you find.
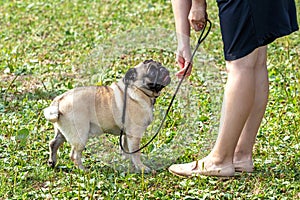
[0,0,299,199]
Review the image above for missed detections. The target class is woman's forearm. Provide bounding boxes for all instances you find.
[172,0,191,46]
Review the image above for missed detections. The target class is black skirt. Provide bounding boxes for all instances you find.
[217,0,299,61]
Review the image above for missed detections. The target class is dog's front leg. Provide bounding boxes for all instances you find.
[120,135,130,160]
[126,134,151,173]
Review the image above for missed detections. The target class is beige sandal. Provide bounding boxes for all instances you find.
[168,159,235,177]
[233,160,254,173]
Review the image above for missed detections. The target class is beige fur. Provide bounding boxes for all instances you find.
[44,60,170,172]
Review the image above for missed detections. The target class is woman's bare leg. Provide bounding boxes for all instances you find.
[169,46,268,176]
[234,46,268,166]
[208,49,260,166]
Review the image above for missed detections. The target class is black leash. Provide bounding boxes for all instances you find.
[119,19,212,154]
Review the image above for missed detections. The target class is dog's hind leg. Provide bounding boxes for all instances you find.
[48,127,66,168]
[63,118,90,170]
[69,130,89,170]
[70,145,86,170]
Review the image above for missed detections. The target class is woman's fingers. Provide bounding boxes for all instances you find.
[176,63,192,78]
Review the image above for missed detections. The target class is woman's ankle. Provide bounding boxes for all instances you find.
[207,152,233,166]
[233,151,253,163]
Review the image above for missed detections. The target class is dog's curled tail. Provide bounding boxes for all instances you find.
[44,102,59,123]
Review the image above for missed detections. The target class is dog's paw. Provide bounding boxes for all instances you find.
[142,166,152,174]
[135,164,151,174]
[48,159,56,168]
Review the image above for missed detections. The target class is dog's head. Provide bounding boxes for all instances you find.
[123,59,171,96]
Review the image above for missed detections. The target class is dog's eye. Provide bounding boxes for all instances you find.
[148,70,156,78]
[147,65,157,78]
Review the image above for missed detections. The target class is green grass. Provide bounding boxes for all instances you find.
[1,0,299,199]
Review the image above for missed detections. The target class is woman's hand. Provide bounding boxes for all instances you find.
[172,0,207,78]
[175,45,192,78]
[189,0,208,31]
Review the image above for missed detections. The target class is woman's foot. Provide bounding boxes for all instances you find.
[168,157,235,177]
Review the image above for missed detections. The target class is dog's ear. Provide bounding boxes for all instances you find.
[143,59,161,66]
[143,59,154,64]
[123,68,137,85]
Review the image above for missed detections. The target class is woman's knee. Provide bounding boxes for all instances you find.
[255,46,268,69]
[225,46,267,73]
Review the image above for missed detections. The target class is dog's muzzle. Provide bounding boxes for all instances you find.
[147,67,171,93]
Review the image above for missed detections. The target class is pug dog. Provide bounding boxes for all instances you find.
[44,59,171,172]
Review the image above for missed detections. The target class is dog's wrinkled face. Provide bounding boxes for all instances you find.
[123,59,171,95]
